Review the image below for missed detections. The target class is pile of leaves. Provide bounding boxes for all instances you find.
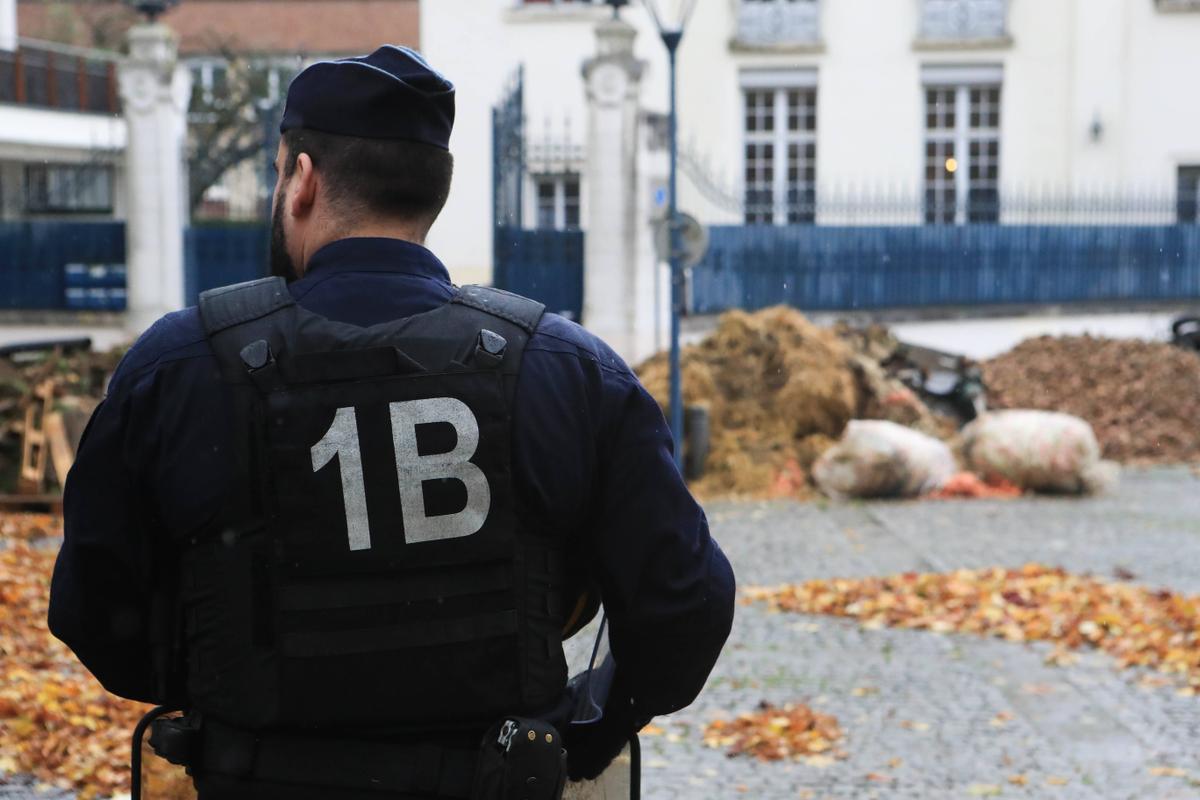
[638,307,940,498]
[746,564,1200,693]
[702,702,845,762]
[0,514,193,799]
[983,335,1200,463]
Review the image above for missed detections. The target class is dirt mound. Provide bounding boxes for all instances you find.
[983,335,1200,464]
[638,307,939,498]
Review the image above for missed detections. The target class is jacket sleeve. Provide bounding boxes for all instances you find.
[48,371,160,703]
[589,369,736,720]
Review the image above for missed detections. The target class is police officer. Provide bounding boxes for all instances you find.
[48,46,734,799]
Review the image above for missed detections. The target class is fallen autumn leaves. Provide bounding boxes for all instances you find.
[0,514,193,800]
[702,702,846,763]
[8,503,1200,793]
[745,564,1200,694]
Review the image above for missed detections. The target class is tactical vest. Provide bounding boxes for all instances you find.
[180,277,569,733]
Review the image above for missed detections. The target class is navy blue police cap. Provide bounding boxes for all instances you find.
[280,45,455,150]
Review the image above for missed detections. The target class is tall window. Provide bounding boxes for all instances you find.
[190,58,299,110]
[189,60,229,107]
[534,173,580,230]
[924,70,1001,224]
[1179,166,1200,224]
[743,79,816,225]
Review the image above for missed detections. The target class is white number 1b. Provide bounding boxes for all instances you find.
[309,398,492,551]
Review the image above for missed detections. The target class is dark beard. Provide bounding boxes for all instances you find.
[269,200,299,282]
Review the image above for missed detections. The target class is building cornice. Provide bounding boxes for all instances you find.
[503,4,610,24]
[912,35,1014,52]
[1155,0,1200,11]
[728,39,827,56]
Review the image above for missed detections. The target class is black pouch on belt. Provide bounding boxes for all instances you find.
[471,717,567,800]
[148,714,203,768]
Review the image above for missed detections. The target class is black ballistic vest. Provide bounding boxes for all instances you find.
[181,277,569,733]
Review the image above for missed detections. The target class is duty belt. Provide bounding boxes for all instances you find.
[151,714,478,798]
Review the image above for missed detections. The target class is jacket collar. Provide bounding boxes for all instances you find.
[298,237,452,286]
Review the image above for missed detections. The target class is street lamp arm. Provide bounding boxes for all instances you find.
[678,0,699,32]
[642,0,665,33]
[642,0,698,35]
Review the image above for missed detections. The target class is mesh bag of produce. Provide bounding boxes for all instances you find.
[813,420,956,499]
[961,410,1119,495]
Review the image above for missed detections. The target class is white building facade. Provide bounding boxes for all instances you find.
[421,0,1200,286]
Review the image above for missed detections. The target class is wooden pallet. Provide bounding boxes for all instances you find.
[15,378,77,497]
[17,379,55,495]
[0,493,64,513]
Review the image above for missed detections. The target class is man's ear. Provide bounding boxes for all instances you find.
[288,152,318,218]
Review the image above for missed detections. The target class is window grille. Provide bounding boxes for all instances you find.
[737,0,820,47]
[920,0,1008,40]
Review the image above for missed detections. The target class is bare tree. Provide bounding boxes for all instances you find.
[186,49,281,217]
[29,4,290,219]
[35,1,137,52]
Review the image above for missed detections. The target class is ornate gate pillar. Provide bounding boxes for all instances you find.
[582,18,651,362]
[119,21,192,334]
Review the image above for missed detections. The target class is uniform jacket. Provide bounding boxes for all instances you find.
[48,237,735,730]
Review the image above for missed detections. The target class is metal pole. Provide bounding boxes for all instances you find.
[665,35,684,472]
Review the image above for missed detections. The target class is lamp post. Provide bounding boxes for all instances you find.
[642,0,696,472]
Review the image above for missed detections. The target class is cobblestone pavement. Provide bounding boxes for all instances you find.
[6,468,1200,799]
[628,467,1200,799]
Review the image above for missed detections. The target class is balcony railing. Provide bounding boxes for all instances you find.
[736,0,820,49]
[0,40,120,115]
[920,0,1008,41]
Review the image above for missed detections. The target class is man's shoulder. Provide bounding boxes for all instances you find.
[108,301,639,391]
[109,307,213,392]
[528,312,635,380]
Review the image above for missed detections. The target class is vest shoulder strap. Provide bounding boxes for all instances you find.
[199,277,295,337]
[451,286,545,335]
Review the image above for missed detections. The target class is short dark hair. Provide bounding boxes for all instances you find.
[281,128,453,226]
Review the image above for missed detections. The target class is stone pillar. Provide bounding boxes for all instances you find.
[119,22,192,334]
[582,19,649,362]
[637,115,671,359]
[0,0,15,52]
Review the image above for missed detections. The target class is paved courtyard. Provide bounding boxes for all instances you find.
[620,467,1200,799]
[5,468,1200,799]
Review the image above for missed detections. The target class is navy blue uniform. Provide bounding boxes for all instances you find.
[49,237,735,734]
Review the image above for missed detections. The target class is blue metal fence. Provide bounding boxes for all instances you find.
[0,221,125,310]
[493,226,585,320]
[184,224,269,303]
[11,218,1197,318]
[691,224,1200,313]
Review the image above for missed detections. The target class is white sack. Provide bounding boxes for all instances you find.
[961,409,1118,495]
[813,420,956,499]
